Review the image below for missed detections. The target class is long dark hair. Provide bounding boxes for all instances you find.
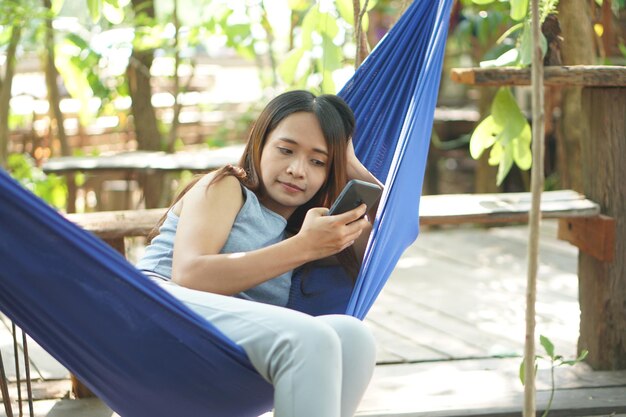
[149,90,360,278]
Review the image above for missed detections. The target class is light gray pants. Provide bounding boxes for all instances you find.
[152,278,376,417]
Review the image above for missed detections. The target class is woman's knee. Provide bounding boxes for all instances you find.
[318,315,376,360]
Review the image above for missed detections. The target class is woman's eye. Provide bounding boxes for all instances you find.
[278,147,292,155]
[311,159,326,167]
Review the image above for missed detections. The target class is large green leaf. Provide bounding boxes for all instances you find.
[539,335,555,359]
[55,40,94,124]
[337,0,378,25]
[469,115,500,159]
[470,87,533,184]
[51,0,65,15]
[320,69,336,94]
[103,0,125,24]
[87,0,101,22]
[479,48,519,68]
[288,0,313,12]
[278,48,306,85]
[472,0,496,4]
[518,21,548,67]
[512,124,532,169]
[495,143,514,186]
[336,0,354,25]
[510,0,529,21]
[301,4,320,49]
[320,35,343,72]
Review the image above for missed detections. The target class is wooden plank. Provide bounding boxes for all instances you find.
[358,359,626,417]
[389,226,580,357]
[450,65,626,87]
[419,190,600,225]
[66,190,599,239]
[42,144,244,174]
[558,215,616,261]
[65,209,164,239]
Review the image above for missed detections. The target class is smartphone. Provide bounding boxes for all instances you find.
[328,179,383,216]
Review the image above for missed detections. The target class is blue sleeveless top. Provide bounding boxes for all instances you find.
[136,185,292,306]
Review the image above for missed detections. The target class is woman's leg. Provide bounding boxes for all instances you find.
[153,280,352,417]
[317,315,377,417]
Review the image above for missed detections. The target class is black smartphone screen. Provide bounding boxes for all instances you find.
[328,179,382,216]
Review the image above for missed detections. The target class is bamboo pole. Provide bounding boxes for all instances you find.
[523,0,545,416]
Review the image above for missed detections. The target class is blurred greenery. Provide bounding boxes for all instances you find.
[7,153,68,209]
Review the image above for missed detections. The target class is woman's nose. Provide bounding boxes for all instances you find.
[286,158,305,177]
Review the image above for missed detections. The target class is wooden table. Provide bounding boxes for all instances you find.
[42,145,245,210]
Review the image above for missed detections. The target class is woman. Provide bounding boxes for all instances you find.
[137,90,382,417]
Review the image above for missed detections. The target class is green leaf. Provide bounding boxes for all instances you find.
[495,143,514,186]
[103,0,125,24]
[87,0,101,22]
[336,0,354,25]
[288,0,312,12]
[51,0,65,15]
[517,21,548,67]
[320,69,336,94]
[480,48,519,68]
[540,335,555,359]
[519,357,539,385]
[278,48,305,85]
[512,124,532,169]
[488,139,503,166]
[496,22,524,44]
[320,35,343,72]
[472,0,496,4]
[491,88,520,125]
[469,115,500,159]
[301,4,320,49]
[491,87,528,142]
[510,0,529,21]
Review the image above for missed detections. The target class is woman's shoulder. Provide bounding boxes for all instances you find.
[173,172,245,216]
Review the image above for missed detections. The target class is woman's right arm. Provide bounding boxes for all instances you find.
[171,174,368,295]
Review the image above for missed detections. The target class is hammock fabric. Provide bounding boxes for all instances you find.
[0,1,451,416]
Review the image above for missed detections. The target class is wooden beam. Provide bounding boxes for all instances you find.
[419,190,599,226]
[451,65,626,87]
[557,215,616,262]
[66,209,165,239]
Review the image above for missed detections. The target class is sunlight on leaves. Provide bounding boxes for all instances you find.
[469,87,532,185]
[470,115,499,159]
[87,0,102,23]
[510,0,529,21]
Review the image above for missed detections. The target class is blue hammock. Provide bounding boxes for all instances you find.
[0,1,451,416]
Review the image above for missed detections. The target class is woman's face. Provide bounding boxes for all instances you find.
[258,112,329,219]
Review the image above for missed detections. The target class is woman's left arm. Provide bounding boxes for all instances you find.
[345,139,384,261]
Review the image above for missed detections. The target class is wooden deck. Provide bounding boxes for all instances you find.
[1,220,625,416]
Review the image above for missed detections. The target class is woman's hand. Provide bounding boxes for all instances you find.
[295,204,370,261]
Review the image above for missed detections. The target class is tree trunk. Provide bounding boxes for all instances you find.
[127,0,163,208]
[0,26,21,169]
[43,0,70,158]
[556,0,596,192]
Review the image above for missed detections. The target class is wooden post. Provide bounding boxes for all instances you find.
[578,87,626,370]
[449,66,626,370]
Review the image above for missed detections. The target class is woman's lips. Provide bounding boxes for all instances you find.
[279,181,304,193]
